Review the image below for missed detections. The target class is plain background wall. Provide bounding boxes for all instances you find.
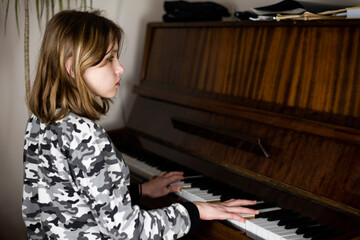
[1,0,359,238]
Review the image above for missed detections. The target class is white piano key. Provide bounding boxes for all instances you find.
[174,188,215,202]
[246,219,259,239]
[259,207,282,213]
[186,188,208,194]
[248,219,306,240]
[254,219,280,240]
[284,234,305,239]
[277,231,299,240]
[266,226,288,240]
[202,195,221,202]
[227,218,247,232]
[122,153,162,178]
[170,180,192,189]
[175,189,208,202]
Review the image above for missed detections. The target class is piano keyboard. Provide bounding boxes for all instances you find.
[119,150,342,240]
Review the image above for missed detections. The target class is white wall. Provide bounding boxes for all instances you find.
[0,0,359,238]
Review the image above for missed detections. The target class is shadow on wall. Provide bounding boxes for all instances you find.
[0,220,27,239]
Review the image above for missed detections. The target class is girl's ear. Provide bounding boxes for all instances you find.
[65,57,75,78]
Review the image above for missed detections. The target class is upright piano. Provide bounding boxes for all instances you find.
[108,20,360,240]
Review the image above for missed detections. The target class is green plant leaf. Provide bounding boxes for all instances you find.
[40,0,45,17]
[4,0,10,34]
[58,0,63,11]
[15,0,19,35]
[51,0,54,16]
[36,0,41,30]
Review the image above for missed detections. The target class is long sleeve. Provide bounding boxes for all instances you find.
[22,113,193,240]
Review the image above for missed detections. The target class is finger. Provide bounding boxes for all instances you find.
[227,213,247,223]
[222,199,257,207]
[163,175,185,186]
[222,198,236,204]
[164,171,184,177]
[167,185,182,193]
[225,206,259,215]
[157,172,167,177]
[214,206,258,222]
[163,187,170,195]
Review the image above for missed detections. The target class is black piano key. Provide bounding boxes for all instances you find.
[224,190,247,199]
[296,225,329,235]
[220,187,242,201]
[285,220,318,230]
[278,215,307,225]
[311,229,343,240]
[184,177,208,186]
[251,202,278,211]
[206,184,225,193]
[191,179,213,188]
[266,209,296,221]
[220,189,262,202]
[182,167,202,177]
[277,215,306,226]
[257,208,280,216]
[303,227,335,239]
[212,189,227,197]
[256,210,282,219]
[234,192,261,201]
[205,186,225,194]
[212,185,234,194]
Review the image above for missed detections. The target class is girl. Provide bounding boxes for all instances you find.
[23,10,258,239]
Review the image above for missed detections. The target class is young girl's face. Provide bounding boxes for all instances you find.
[83,43,124,99]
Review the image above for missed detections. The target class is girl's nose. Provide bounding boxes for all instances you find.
[115,59,125,75]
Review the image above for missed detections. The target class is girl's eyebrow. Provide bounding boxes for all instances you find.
[104,50,118,59]
[104,47,118,56]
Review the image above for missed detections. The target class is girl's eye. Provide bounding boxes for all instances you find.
[108,56,114,62]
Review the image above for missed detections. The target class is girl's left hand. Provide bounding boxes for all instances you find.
[141,171,184,198]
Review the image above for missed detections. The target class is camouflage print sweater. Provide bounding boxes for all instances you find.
[22,112,199,240]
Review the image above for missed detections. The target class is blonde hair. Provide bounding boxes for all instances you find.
[28,10,123,124]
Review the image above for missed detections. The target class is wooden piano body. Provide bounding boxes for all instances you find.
[109,20,360,239]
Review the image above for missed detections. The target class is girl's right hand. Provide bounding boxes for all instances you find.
[193,199,259,222]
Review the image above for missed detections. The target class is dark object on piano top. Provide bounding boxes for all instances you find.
[250,0,350,16]
[250,0,306,16]
[163,0,230,22]
[234,11,258,21]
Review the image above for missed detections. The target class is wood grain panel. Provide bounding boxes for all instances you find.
[143,21,360,119]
